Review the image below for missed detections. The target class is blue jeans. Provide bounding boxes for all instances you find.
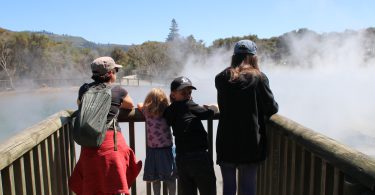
[219,163,257,195]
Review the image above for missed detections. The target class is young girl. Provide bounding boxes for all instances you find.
[137,88,176,195]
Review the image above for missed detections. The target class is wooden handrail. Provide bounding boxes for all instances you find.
[0,110,75,195]
[267,114,375,193]
[118,109,375,194]
[1,109,374,194]
[0,110,73,171]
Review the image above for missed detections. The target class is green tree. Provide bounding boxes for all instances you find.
[126,42,170,78]
[166,19,180,42]
[110,47,131,76]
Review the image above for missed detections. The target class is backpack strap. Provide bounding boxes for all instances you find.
[113,115,118,151]
[105,84,120,151]
[107,109,120,151]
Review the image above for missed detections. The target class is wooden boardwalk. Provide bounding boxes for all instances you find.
[0,109,374,195]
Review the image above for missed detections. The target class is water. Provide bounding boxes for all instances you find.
[0,75,374,194]
[1,69,375,158]
[0,85,160,142]
[0,88,77,141]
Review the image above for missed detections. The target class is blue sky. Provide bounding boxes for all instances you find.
[1,0,374,45]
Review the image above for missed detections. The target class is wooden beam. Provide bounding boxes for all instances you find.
[0,111,71,171]
[269,114,375,191]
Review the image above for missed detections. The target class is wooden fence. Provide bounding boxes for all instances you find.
[0,111,75,195]
[0,109,374,194]
[257,115,375,195]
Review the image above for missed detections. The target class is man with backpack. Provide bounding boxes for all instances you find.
[69,56,142,195]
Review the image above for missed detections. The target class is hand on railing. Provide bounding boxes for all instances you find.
[203,104,219,114]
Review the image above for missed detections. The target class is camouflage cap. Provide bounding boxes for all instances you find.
[91,56,122,76]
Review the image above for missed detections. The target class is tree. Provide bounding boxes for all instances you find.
[111,47,131,76]
[0,38,15,89]
[126,42,170,78]
[166,19,180,42]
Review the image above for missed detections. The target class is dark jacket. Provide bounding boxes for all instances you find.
[215,68,278,163]
[164,99,214,155]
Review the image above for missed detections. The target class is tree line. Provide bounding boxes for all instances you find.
[1,21,374,89]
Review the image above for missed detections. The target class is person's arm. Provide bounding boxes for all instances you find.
[76,83,91,106]
[120,94,134,109]
[203,104,219,114]
[163,107,172,126]
[258,73,279,118]
[189,100,214,119]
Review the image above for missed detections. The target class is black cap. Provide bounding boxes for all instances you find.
[170,76,197,91]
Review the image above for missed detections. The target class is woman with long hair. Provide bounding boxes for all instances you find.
[215,40,279,195]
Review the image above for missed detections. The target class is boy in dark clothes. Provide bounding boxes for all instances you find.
[164,76,217,195]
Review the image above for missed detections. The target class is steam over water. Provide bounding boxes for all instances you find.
[0,31,374,192]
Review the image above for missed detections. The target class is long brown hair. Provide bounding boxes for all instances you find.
[229,53,261,81]
[143,88,169,117]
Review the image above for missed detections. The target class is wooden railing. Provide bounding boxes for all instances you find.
[0,80,12,90]
[0,110,75,195]
[119,77,167,87]
[118,110,375,195]
[258,115,375,195]
[1,109,374,195]
[120,78,140,86]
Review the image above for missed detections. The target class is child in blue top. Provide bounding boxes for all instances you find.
[138,88,176,195]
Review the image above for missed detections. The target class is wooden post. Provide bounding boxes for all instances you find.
[41,140,52,195]
[33,145,44,195]
[53,131,64,194]
[48,135,58,195]
[2,165,16,195]
[13,157,27,195]
[207,119,213,161]
[0,171,3,195]
[129,122,137,194]
[333,168,344,195]
[24,151,36,195]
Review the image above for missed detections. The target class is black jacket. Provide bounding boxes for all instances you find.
[164,99,214,155]
[215,68,278,163]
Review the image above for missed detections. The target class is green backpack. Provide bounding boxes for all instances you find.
[73,83,118,149]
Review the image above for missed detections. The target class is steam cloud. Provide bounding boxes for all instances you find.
[1,30,374,158]
[178,30,375,157]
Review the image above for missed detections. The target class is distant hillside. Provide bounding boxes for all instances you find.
[2,25,375,84]
[27,30,130,50]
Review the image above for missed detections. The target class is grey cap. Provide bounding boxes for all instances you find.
[91,56,122,76]
[234,40,257,55]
